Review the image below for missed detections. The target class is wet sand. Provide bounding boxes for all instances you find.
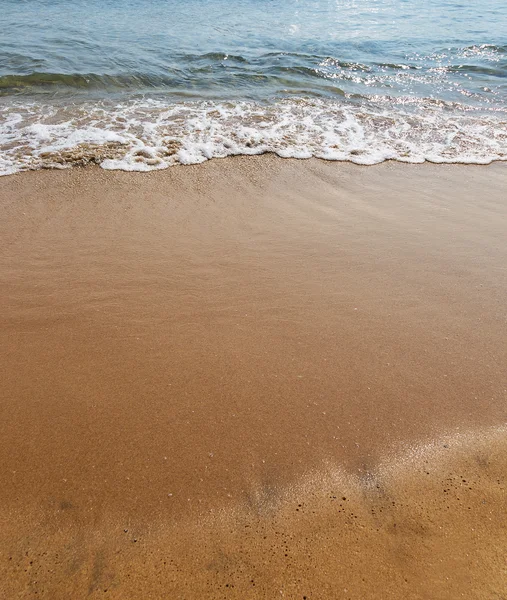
[1,157,507,598]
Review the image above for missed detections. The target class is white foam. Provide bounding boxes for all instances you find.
[1,97,506,176]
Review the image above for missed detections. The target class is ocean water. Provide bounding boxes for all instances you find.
[1,0,506,175]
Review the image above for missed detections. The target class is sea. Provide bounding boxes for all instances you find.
[1,0,506,175]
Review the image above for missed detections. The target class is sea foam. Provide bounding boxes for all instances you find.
[1,97,506,176]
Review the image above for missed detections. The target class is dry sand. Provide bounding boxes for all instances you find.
[1,157,506,598]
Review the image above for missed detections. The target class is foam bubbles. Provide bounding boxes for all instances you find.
[1,97,506,176]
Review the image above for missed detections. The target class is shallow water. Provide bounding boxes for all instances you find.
[1,0,506,173]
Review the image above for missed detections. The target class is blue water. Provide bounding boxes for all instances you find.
[1,0,506,173]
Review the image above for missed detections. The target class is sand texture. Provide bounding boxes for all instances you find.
[1,157,506,598]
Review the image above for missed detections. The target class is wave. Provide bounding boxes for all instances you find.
[1,44,506,100]
[449,64,507,77]
[0,69,348,99]
[454,44,507,57]
[1,96,506,176]
[0,71,190,94]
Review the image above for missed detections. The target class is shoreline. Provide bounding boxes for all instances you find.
[1,157,507,597]
[2,153,507,181]
[2,149,507,179]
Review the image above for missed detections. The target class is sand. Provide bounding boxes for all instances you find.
[1,157,506,598]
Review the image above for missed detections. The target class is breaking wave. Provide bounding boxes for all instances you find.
[1,96,506,176]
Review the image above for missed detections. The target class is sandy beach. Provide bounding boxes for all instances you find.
[1,157,507,598]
